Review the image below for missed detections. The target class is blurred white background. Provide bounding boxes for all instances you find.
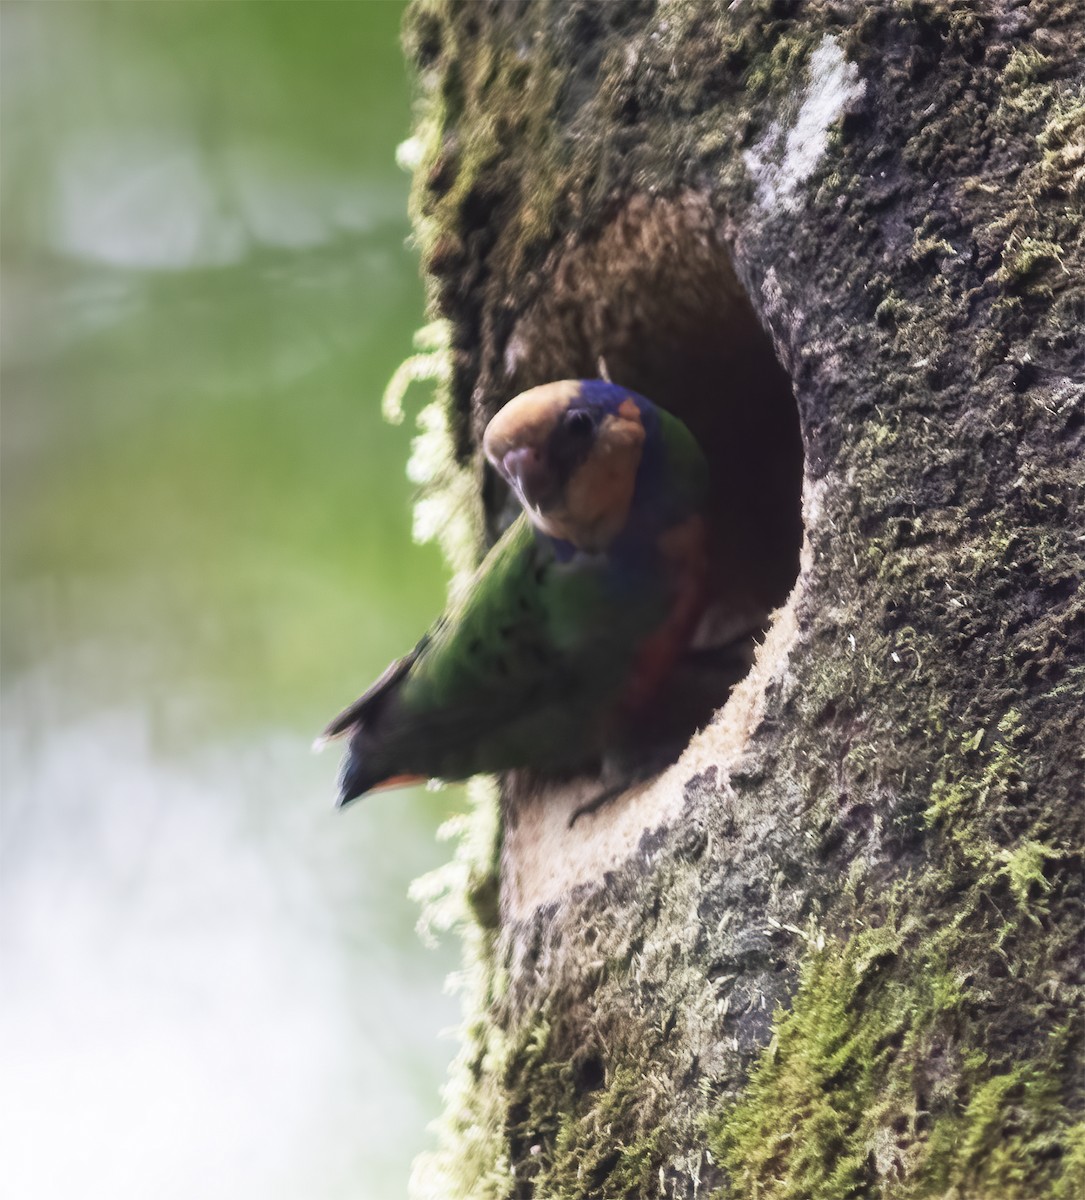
[1,4,461,1196]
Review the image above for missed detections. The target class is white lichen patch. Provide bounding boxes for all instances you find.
[744,36,865,213]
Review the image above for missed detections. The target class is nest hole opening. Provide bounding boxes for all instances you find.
[497,194,803,770]
[487,196,805,915]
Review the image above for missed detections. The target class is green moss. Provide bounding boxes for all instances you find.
[1052,1123,1085,1200]
[996,234,1067,296]
[928,1068,1048,1193]
[471,1011,673,1200]
[708,921,1080,1200]
[403,0,564,280]
[1000,46,1054,115]
[550,1066,672,1197]
[742,26,822,97]
[924,709,1023,837]
[707,703,1081,1198]
[1038,92,1085,195]
[996,839,1059,916]
[707,931,896,1200]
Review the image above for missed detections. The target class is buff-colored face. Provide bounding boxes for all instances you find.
[483,381,647,551]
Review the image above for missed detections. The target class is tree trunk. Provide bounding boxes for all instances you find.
[398,2,1084,1196]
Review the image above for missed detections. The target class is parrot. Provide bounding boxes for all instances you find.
[320,378,713,809]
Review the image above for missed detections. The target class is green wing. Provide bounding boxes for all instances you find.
[365,515,668,782]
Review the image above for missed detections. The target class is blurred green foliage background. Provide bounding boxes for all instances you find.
[1,3,462,1196]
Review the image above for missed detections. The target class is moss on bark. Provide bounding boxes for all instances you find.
[396,2,1085,1196]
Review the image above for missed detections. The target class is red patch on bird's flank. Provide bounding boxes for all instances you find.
[621,514,709,714]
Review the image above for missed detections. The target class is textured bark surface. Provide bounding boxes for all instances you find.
[399,2,1085,1197]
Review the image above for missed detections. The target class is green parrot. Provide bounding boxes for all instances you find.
[320,379,712,807]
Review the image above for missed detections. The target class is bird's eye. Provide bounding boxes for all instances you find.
[563,410,594,439]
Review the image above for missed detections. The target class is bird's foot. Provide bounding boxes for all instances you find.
[567,781,628,828]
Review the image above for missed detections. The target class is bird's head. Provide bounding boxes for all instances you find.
[483,380,653,552]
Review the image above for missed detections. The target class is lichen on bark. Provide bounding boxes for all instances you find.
[394,2,1085,1197]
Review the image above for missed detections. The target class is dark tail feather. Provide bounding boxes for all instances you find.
[320,693,373,744]
[336,732,426,808]
[320,646,427,806]
[320,648,419,743]
[336,736,379,808]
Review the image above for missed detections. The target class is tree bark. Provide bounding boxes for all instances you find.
[399,2,1084,1197]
